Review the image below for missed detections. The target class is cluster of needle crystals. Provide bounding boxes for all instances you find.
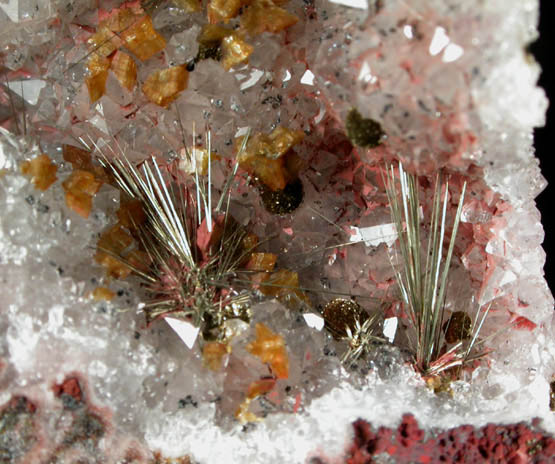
[0,0,553,462]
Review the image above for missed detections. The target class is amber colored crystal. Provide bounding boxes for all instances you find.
[121,16,166,61]
[172,0,202,12]
[62,145,109,182]
[207,0,247,23]
[91,287,115,301]
[142,66,189,107]
[95,224,134,279]
[259,269,297,297]
[240,0,298,36]
[258,268,310,309]
[86,54,111,103]
[443,311,472,344]
[86,71,108,103]
[111,51,137,91]
[238,127,304,191]
[242,233,259,252]
[246,323,289,379]
[87,26,120,58]
[62,170,103,218]
[246,253,277,272]
[116,199,146,229]
[21,154,58,191]
[221,35,254,70]
[177,147,217,176]
[202,342,230,370]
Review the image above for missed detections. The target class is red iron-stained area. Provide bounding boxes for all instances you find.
[341,415,555,464]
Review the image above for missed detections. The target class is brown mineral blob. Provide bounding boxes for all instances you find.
[259,177,304,215]
[237,126,304,191]
[62,170,103,218]
[142,65,189,107]
[345,108,385,148]
[443,311,472,344]
[425,372,455,395]
[323,298,366,339]
[202,342,230,370]
[92,287,115,301]
[111,51,137,91]
[21,154,57,191]
[240,0,299,35]
[121,16,166,61]
[247,323,289,379]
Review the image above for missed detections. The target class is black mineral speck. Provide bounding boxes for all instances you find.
[260,178,304,215]
[178,395,198,409]
[345,108,385,148]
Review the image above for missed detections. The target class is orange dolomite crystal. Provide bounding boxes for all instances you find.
[240,0,298,36]
[221,34,254,70]
[21,154,57,191]
[121,16,166,61]
[94,224,134,279]
[62,170,103,218]
[237,126,304,191]
[203,342,231,370]
[207,0,247,23]
[92,287,116,301]
[62,145,109,182]
[246,323,289,379]
[86,54,111,103]
[111,51,137,91]
[142,65,189,107]
[87,25,120,58]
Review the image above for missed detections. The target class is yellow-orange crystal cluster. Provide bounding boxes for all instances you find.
[142,66,189,107]
[237,126,304,191]
[207,0,298,36]
[246,323,289,379]
[85,7,166,102]
[21,154,57,191]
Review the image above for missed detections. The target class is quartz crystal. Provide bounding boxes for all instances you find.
[0,0,553,462]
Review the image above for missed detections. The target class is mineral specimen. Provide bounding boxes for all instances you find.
[0,0,553,462]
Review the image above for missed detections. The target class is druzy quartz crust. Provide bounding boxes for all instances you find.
[0,0,553,462]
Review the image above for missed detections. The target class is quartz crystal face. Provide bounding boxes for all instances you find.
[0,0,553,462]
